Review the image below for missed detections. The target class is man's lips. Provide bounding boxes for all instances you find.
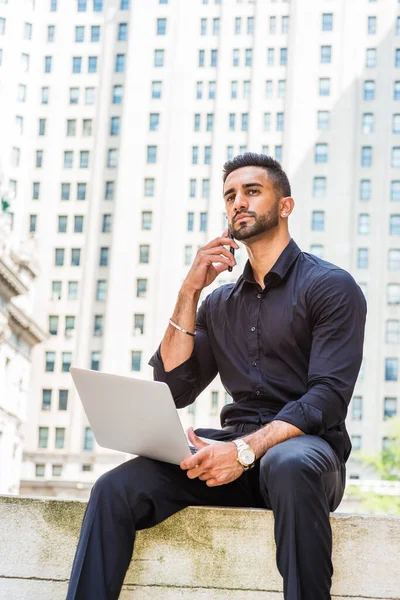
[234,214,253,223]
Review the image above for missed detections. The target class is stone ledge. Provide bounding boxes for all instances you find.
[0,495,399,600]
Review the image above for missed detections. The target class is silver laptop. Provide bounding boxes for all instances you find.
[70,367,221,465]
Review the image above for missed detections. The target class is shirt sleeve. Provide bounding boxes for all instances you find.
[148,294,218,409]
[272,269,367,435]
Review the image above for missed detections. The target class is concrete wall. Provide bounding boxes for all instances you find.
[0,495,399,600]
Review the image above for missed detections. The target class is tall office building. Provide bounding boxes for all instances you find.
[0,0,398,497]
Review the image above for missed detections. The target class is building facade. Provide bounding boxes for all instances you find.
[0,0,398,496]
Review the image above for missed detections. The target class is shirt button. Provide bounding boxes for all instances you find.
[252,361,257,367]
[255,390,261,396]
[250,326,256,332]
[257,294,262,299]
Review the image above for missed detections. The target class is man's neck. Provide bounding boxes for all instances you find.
[245,231,291,289]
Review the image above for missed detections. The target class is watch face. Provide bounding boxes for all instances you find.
[240,448,255,466]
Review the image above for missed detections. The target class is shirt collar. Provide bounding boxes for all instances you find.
[228,238,302,297]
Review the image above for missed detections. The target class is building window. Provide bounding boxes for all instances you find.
[93,315,103,336]
[366,48,377,68]
[358,213,370,234]
[91,351,101,371]
[55,427,65,449]
[147,146,157,164]
[67,119,76,137]
[110,116,120,136]
[388,284,400,305]
[91,25,100,42]
[33,182,40,200]
[77,0,87,10]
[154,49,164,67]
[45,351,56,372]
[364,80,375,101]
[71,248,81,266]
[120,0,129,8]
[196,81,203,99]
[139,244,150,264]
[388,249,400,270]
[112,85,123,104]
[51,0,57,10]
[235,16,241,35]
[390,214,400,234]
[118,22,128,41]
[98,247,108,266]
[361,146,372,167]
[68,281,79,301]
[189,179,196,198]
[157,18,166,35]
[396,49,400,68]
[149,113,159,131]
[57,390,68,411]
[317,111,330,130]
[243,80,251,98]
[320,45,332,63]
[29,215,37,233]
[192,146,198,164]
[385,358,398,381]
[241,113,248,132]
[202,179,210,198]
[319,78,330,96]
[61,183,70,201]
[52,464,63,477]
[204,146,212,164]
[384,397,397,420]
[187,212,194,231]
[200,212,208,232]
[80,150,89,168]
[65,316,75,335]
[96,280,107,301]
[368,16,377,34]
[152,81,162,99]
[75,26,84,42]
[24,22,32,40]
[267,48,274,66]
[133,314,145,335]
[184,245,192,266]
[42,389,52,411]
[82,119,92,137]
[62,352,72,372]
[88,56,98,73]
[115,53,125,73]
[311,211,325,231]
[351,435,362,451]
[38,427,49,449]
[69,88,79,105]
[386,320,400,344]
[211,49,218,67]
[357,248,369,269]
[315,143,328,163]
[83,427,94,450]
[44,56,53,73]
[58,215,68,233]
[107,149,118,168]
[312,177,327,198]
[64,151,73,169]
[102,214,112,233]
[35,464,45,477]
[245,48,252,67]
[72,56,82,73]
[360,179,371,201]
[36,150,43,168]
[322,13,333,31]
[362,113,374,134]
[144,178,154,197]
[131,351,142,371]
[105,181,114,200]
[229,113,236,131]
[85,87,95,104]
[136,278,147,298]
[352,396,363,420]
[276,112,284,132]
[55,248,65,266]
[280,48,287,66]
[310,245,324,258]
[141,211,152,230]
[208,81,216,99]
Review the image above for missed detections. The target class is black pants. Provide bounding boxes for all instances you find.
[66,428,345,600]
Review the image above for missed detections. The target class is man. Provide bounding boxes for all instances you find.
[67,153,367,600]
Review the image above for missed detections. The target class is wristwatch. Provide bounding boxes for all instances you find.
[232,439,256,470]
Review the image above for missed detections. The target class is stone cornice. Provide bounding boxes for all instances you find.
[0,257,29,297]
[8,302,48,345]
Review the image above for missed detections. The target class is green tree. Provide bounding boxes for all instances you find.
[1,198,10,213]
[346,417,400,515]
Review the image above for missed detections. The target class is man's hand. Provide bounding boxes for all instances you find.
[182,231,238,293]
[180,428,244,487]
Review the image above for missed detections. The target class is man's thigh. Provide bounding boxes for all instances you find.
[98,455,258,531]
[259,435,346,512]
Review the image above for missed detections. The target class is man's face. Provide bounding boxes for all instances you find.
[223,166,280,241]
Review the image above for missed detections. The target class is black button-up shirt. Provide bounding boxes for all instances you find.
[149,239,367,463]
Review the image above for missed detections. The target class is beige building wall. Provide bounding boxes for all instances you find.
[0,0,398,496]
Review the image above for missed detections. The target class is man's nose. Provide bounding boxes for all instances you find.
[233,192,248,212]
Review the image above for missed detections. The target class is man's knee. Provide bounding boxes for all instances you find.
[91,456,157,500]
[259,437,319,486]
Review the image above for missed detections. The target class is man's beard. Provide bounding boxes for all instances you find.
[229,203,279,241]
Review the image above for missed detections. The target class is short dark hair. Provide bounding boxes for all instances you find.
[222,152,291,199]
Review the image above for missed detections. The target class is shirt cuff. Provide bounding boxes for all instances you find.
[272,400,325,436]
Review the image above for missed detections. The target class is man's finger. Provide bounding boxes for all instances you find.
[187,427,209,449]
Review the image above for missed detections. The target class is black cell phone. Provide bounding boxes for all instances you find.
[228,231,235,272]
